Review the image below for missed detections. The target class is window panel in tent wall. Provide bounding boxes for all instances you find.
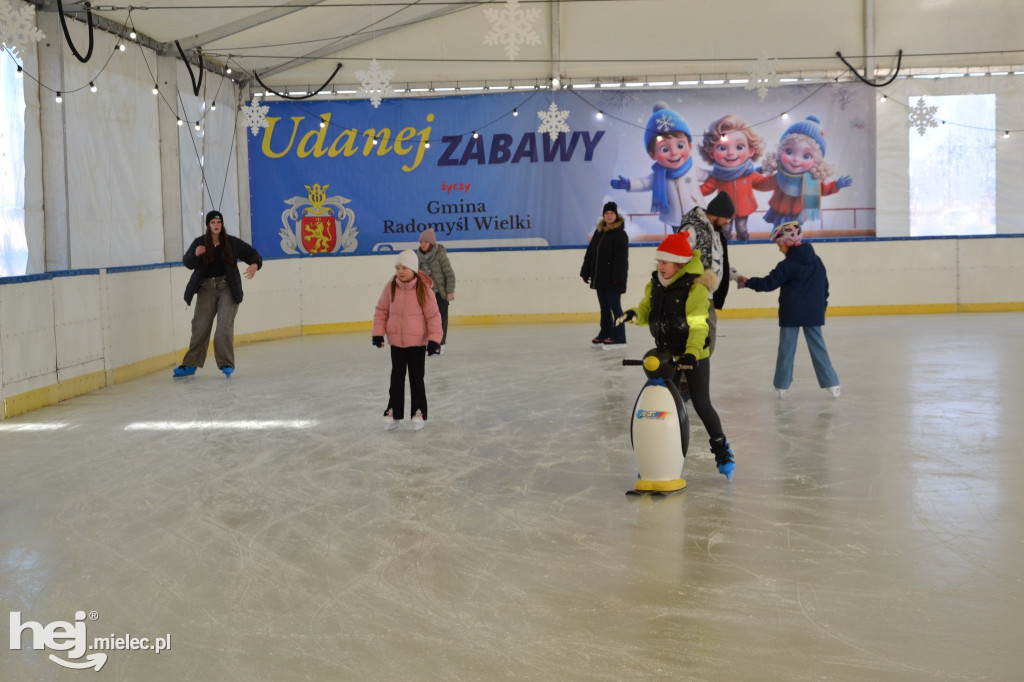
[909,95,996,237]
[63,23,163,269]
[0,53,27,277]
[178,66,240,246]
[875,75,1024,238]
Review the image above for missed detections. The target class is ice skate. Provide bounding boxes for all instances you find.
[710,435,735,481]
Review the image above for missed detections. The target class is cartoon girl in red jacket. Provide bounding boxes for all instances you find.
[698,114,767,242]
[754,115,852,228]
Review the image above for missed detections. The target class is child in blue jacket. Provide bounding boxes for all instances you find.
[737,221,840,398]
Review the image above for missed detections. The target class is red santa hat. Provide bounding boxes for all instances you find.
[654,232,693,263]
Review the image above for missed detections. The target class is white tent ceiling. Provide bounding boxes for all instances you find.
[46,0,1024,95]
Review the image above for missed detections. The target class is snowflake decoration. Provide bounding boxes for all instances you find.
[537,102,570,139]
[831,82,854,111]
[745,51,781,101]
[907,97,939,136]
[0,0,45,59]
[354,59,395,108]
[603,89,642,114]
[241,100,270,136]
[483,0,541,61]
[654,113,676,133]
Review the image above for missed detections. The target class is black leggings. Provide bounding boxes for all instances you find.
[388,346,427,420]
[677,357,723,440]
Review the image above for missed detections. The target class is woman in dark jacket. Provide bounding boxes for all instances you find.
[580,201,629,346]
[174,211,263,377]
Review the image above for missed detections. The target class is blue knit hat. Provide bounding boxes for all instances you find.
[644,102,692,152]
[781,115,826,156]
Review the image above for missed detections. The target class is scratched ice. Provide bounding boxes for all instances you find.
[1,315,1022,680]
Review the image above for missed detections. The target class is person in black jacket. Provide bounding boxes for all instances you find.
[173,211,263,378]
[580,201,629,346]
[737,221,840,398]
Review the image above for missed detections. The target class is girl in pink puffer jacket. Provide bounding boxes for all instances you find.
[372,250,443,431]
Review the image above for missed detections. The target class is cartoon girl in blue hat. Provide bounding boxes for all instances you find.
[754,115,852,228]
[610,102,700,232]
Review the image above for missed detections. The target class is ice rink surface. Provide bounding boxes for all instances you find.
[2,313,1023,680]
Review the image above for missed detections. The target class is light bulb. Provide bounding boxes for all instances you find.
[15,65,22,78]
[89,82,97,92]
[472,131,479,139]
[319,118,326,129]
[152,84,159,95]
[210,101,216,111]
[118,43,125,52]
[781,112,789,120]
[129,31,137,40]
[596,110,604,120]
[880,94,887,102]
[226,67,232,75]
[512,108,518,117]
[425,142,430,149]
[720,134,728,142]
[1005,131,1010,138]
[176,118,183,126]
[55,92,62,103]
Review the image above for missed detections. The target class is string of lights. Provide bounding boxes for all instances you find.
[5,7,1024,151]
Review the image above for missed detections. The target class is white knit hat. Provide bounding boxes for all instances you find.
[395,249,419,271]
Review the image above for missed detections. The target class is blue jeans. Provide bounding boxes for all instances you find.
[596,289,625,343]
[774,326,839,390]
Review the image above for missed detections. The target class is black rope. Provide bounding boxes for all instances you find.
[175,41,204,97]
[56,0,95,63]
[253,63,342,100]
[836,49,902,87]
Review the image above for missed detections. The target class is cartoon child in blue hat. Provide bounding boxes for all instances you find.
[754,115,853,228]
[610,102,700,232]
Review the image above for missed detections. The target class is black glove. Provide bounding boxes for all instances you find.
[616,310,636,326]
[678,353,697,370]
[427,341,441,356]
[372,335,384,348]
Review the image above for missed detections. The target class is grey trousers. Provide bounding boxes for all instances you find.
[182,277,239,369]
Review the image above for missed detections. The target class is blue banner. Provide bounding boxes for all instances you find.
[247,84,875,258]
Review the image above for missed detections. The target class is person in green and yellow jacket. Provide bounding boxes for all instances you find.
[617,231,736,480]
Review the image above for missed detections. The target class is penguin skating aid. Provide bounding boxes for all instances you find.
[623,349,690,495]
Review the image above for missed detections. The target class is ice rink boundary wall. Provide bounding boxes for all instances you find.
[2,236,1022,418]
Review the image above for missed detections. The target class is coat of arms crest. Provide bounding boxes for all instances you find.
[279,184,359,255]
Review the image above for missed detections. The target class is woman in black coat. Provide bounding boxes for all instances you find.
[580,201,629,346]
[174,211,262,377]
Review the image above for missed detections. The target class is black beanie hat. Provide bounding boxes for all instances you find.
[706,192,735,219]
[602,201,618,214]
[205,210,224,226]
